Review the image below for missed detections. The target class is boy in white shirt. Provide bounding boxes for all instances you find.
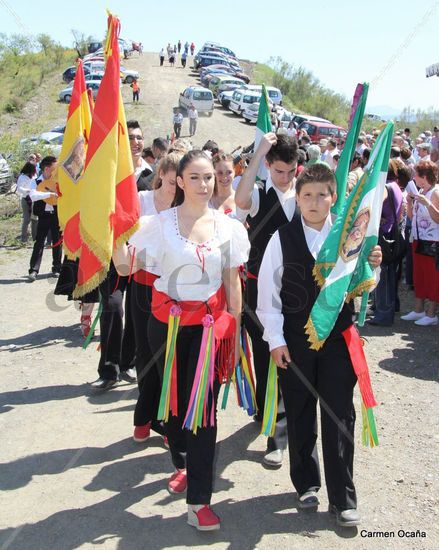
[257,164,381,528]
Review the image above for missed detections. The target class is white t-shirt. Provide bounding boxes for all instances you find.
[129,207,250,301]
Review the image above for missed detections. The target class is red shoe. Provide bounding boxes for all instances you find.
[163,435,169,449]
[187,505,220,531]
[133,422,151,442]
[168,469,187,494]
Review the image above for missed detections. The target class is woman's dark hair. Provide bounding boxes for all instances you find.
[20,161,37,178]
[296,148,306,166]
[173,150,213,206]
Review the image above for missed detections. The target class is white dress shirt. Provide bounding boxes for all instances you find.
[256,215,333,351]
[236,174,296,221]
[29,178,54,213]
[16,174,34,198]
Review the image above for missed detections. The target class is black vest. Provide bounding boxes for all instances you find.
[247,183,294,276]
[278,215,354,337]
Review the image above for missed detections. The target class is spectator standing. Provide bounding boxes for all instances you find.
[173,109,184,139]
[188,104,198,136]
[190,42,195,55]
[16,161,38,243]
[131,79,140,103]
[169,50,175,67]
[177,40,181,53]
[159,48,165,66]
[184,41,189,54]
[417,143,431,162]
[181,50,187,68]
[431,126,439,150]
[402,160,439,326]
[368,161,405,326]
[28,156,61,281]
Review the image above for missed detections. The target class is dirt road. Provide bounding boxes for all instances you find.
[0,53,438,549]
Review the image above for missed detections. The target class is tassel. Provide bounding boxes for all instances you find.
[357,291,369,327]
[82,301,102,350]
[342,325,379,447]
[361,402,379,447]
[261,358,278,437]
[221,380,231,410]
[157,305,181,422]
[239,328,257,416]
[183,314,216,434]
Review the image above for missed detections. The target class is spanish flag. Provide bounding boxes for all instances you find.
[57,59,92,258]
[73,14,139,298]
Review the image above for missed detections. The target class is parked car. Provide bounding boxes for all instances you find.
[298,121,346,143]
[120,66,139,83]
[88,41,103,54]
[200,43,237,59]
[178,86,214,116]
[59,81,101,103]
[194,53,229,70]
[200,68,233,87]
[85,72,105,83]
[292,113,330,126]
[229,90,263,115]
[209,75,246,96]
[242,99,274,124]
[62,65,91,83]
[218,88,243,108]
[242,85,283,105]
[50,125,66,134]
[0,153,13,192]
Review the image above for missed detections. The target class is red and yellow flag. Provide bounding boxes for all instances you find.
[73,14,139,298]
[57,59,92,258]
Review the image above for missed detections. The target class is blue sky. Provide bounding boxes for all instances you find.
[1,0,438,113]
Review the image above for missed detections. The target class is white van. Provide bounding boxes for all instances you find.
[179,86,214,116]
[244,85,283,105]
[229,90,262,115]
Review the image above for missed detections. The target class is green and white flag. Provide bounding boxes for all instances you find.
[305,122,394,351]
[254,83,272,182]
[332,82,369,215]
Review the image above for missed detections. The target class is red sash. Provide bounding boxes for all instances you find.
[133,269,158,286]
[152,285,236,381]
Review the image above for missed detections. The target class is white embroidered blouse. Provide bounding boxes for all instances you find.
[129,207,250,302]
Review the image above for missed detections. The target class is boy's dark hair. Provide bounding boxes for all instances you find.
[296,163,336,195]
[152,137,169,154]
[266,134,299,165]
[20,161,37,178]
[362,148,371,163]
[202,140,219,155]
[40,156,57,172]
[142,147,154,160]
[127,120,142,132]
[351,151,364,167]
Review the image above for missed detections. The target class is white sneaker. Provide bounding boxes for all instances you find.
[401,311,425,321]
[414,315,438,326]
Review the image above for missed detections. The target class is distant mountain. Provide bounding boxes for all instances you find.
[366,105,403,121]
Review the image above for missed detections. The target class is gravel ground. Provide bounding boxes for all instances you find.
[0,53,438,550]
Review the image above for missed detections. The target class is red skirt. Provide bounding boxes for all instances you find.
[412,241,439,302]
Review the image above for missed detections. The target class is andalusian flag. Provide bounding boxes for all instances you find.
[254,84,272,181]
[332,83,369,215]
[305,121,394,351]
[57,59,92,258]
[73,14,139,298]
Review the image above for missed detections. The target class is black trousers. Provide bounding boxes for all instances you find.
[29,213,62,274]
[244,277,287,451]
[97,267,127,381]
[279,328,357,510]
[173,123,182,138]
[130,280,163,433]
[120,280,136,371]
[148,316,220,504]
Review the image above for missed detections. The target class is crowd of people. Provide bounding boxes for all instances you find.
[159,40,195,69]
[15,118,438,532]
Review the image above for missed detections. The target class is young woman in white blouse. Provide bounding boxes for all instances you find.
[130,153,181,444]
[210,153,237,216]
[114,151,250,531]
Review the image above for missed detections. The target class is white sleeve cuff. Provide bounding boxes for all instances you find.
[266,332,287,352]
